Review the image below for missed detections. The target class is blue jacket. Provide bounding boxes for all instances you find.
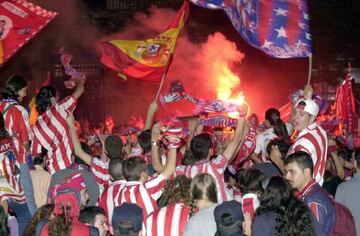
[300,179,336,236]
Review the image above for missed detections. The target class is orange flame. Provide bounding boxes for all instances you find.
[215,68,249,119]
[200,33,248,118]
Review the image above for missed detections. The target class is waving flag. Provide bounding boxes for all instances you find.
[334,64,357,135]
[0,0,57,65]
[101,1,189,81]
[191,0,311,58]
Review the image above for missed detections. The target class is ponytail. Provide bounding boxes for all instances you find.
[36,86,56,115]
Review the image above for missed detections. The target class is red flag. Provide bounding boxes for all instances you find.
[0,0,57,65]
[101,1,189,82]
[334,63,357,135]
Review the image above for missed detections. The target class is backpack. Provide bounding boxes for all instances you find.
[331,200,356,236]
[306,183,356,236]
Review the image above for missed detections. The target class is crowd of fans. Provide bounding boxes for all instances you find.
[0,74,359,236]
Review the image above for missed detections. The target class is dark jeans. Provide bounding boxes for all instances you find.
[8,199,31,236]
[19,163,37,215]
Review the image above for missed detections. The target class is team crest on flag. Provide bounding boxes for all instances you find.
[101,0,189,81]
[0,0,57,65]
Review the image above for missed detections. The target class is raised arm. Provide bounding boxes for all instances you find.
[66,114,92,165]
[222,107,248,161]
[151,123,164,172]
[186,118,201,151]
[71,78,85,100]
[160,147,177,179]
[144,101,158,130]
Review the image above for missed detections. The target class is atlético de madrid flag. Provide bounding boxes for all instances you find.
[0,0,57,65]
[191,0,312,58]
[101,0,189,81]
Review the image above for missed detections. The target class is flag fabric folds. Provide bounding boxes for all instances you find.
[190,0,311,58]
[101,1,189,82]
[334,64,357,135]
[0,0,57,65]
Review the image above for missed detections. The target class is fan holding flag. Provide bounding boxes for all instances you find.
[101,0,189,99]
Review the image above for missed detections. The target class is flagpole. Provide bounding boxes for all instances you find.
[154,55,173,102]
[155,73,167,102]
[307,54,313,85]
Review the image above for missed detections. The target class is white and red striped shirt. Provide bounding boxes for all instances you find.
[146,203,191,236]
[288,122,328,185]
[174,155,232,203]
[98,179,126,224]
[241,193,260,222]
[0,136,25,203]
[32,96,77,174]
[226,184,242,202]
[254,128,277,163]
[116,174,167,219]
[0,99,33,164]
[90,157,110,187]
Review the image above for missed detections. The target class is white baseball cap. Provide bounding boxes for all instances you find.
[295,98,319,117]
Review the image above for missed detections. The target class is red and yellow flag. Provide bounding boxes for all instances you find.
[0,0,57,66]
[101,1,189,82]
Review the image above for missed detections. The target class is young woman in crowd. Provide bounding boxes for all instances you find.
[252,108,291,163]
[0,75,37,215]
[146,175,193,236]
[184,173,219,236]
[32,78,84,174]
[245,176,322,236]
[24,204,54,236]
[0,113,31,235]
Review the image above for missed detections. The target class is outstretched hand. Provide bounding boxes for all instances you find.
[148,101,158,114]
[238,103,248,118]
[151,122,162,141]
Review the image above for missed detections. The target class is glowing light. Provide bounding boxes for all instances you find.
[200,33,249,118]
[215,66,249,119]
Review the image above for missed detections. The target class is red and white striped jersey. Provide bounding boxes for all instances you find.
[32,96,77,174]
[241,193,260,222]
[90,157,110,187]
[254,128,277,163]
[0,136,25,203]
[146,203,191,236]
[226,184,242,202]
[174,155,232,203]
[98,179,126,225]
[288,122,328,185]
[116,174,167,219]
[0,99,33,164]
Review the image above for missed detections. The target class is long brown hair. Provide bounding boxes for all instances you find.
[24,204,54,236]
[48,203,74,236]
[161,175,192,206]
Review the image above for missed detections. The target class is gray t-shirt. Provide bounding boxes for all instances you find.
[335,174,360,236]
[184,204,217,236]
[48,168,100,206]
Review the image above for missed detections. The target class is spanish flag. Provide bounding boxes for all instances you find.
[100,1,189,82]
